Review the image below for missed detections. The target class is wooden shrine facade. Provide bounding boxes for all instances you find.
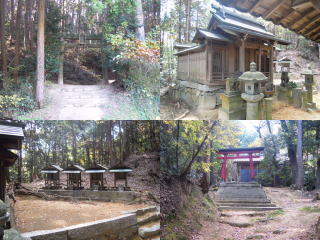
[109,164,133,191]
[85,163,108,190]
[175,4,289,87]
[218,147,264,182]
[0,121,24,201]
[41,165,63,189]
[63,165,85,190]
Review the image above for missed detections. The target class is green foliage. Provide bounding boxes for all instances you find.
[116,59,160,119]
[161,121,242,176]
[0,77,37,118]
[300,206,320,213]
[288,81,297,89]
[266,209,284,218]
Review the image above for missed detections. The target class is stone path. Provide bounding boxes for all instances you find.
[197,187,320,240]
[19,84,142,120]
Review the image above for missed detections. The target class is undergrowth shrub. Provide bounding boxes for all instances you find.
[0,76,37,118]
[116,58,160,120]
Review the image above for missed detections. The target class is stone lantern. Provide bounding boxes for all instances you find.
[239,62,267,120]
[301,65,319,108]
[279,57,291,88]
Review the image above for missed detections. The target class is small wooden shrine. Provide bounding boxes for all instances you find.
[85,163,108,190]
[0,121,24,201]
[109,164,133,190]
[63,164,85,190]
[41,165,63,189]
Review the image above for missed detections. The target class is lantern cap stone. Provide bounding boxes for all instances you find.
[301,65,318,76]
[239,62,268,82]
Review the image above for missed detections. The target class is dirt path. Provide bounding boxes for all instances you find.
[197,187,320,240]
[18,83,142,120]
[15,195,147,233]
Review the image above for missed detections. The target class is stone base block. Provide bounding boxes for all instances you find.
[292,88,303,108]
[171,80,223,110]
[276,86,293,104]
[219,94,246,120]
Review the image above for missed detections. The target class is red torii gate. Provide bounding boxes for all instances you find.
[217,147,264,182]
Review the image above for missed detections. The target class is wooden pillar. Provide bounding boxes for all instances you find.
[258,47,262,71]
[0,165,6,202]
[239,39,245,72]
[249,153,255,179]
[269,43,274,84]
[58,38,64,85]
[221,154,227,182]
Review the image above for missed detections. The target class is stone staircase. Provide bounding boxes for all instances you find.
[126,206,160,240]
[216,182,281,211]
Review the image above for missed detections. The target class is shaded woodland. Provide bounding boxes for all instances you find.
[0,0,160,119]
[10,120,160,183]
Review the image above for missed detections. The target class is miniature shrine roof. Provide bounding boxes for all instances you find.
[85,163,108,173]
[109,164,133,173]
[63,164,85,173]
[217,0,320,43]
[41,165,64,173]
[0,121,25,150]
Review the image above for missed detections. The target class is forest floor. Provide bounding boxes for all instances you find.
[196,187,320,240]
[17,82,142,120]
[15,195,147,233]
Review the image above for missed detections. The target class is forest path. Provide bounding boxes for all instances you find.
[197,187,320,240]
[19,83,140,120]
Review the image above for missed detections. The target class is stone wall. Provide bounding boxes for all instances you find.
[170,80,224,110]
[40,190,137,202]
[21,214,138,240]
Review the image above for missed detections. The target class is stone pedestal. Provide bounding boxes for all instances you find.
[277,86,292,104]
[264,98,273,120]
[305,83,313,104]
[219,93,246,120]
[241,93,264,120]
[292,88,303,108]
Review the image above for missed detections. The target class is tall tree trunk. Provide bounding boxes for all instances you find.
[10,0,14,40]
[0,0,7,89]
[296,120,304,189]
[280,120,298,182]
[175,120,180,171]
[178,0,182,42]
[316,124,320,190]
[36,0,45,108]
[106,121,113,166]
[185,0,191,42]
[13,0,22,83]
[135,0,145,42]
[25,0,32,50]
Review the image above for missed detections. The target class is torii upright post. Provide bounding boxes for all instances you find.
[221,154,227,182]
[249,153,255,179]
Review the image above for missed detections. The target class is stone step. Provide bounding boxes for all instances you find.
[216,198,271,203]
[138,212,160,226]
[139,223,160,239]
[136,206,158,216]
[216,202,276,207]
[218,206,281,211]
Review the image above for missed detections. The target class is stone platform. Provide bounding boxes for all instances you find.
[40,190,137,202]
[216,182,280,211]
